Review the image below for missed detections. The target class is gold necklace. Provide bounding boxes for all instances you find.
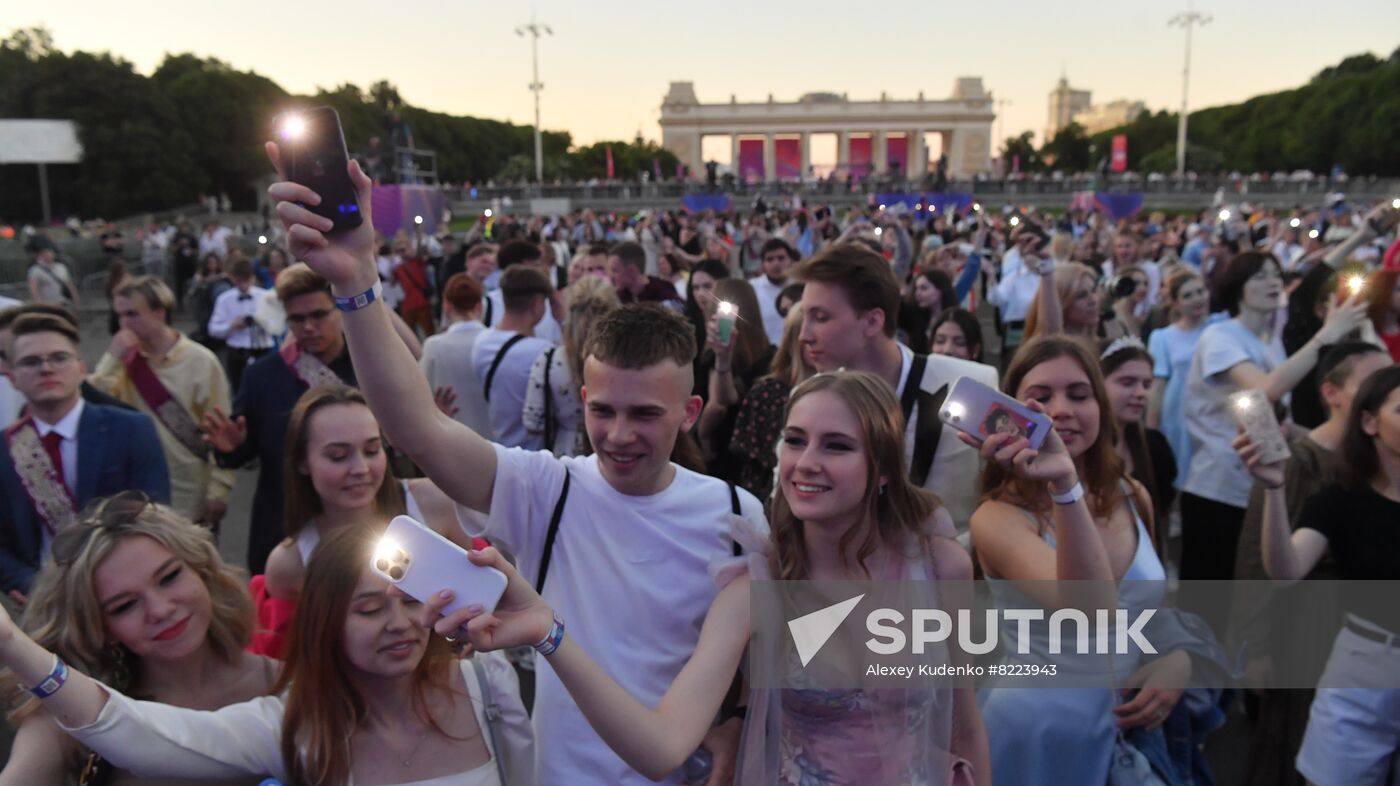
[377,722,431,768]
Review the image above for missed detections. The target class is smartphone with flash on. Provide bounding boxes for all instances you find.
[940,376,1052,451]
[371,516,507,617]
[273,106,363,233]
[1232,390,1291,465]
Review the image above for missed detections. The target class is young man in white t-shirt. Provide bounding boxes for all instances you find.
[264,150,761,786]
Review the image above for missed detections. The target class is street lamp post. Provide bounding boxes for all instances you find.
[516,20,552,184]
[1169,4,1211,177]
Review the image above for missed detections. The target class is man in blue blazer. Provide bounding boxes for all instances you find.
[1,314,170,599]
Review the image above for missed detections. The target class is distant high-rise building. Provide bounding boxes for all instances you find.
[1074,100,1147,136]
[1046,76,1091,143]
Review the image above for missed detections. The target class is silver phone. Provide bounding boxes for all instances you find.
[371,516,508,617]
[939,376,1052,451]
[1233,389,1291,465]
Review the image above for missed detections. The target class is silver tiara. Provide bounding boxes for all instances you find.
[1100,335,1146,360]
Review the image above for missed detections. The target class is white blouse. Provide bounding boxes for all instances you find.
[60,653,534,786]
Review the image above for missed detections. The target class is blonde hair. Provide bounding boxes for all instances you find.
[114,275,176,318]
[4,505,253,728]
[769,371,940,580]
[1024,262,1098,340]
[767,303,814,389]
[563,276,621,386]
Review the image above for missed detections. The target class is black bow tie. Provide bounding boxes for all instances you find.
[238,293,253,301]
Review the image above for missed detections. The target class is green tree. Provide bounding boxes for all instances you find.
[1002,131,1043,173]
[1041,123,1091,172]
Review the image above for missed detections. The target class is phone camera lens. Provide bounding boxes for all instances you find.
[375,558,389,572]
[394,549,408,563]
[388,565,405,581]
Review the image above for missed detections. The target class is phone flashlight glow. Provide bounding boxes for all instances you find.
[1309,229,1320,239]
[1009,216,1021,227]
[1289,218,1301,229]
[1393,198,1400,210]
[946,402,966,420]
[373,536,405,578]
[414,215,423,225]
[1347,275,1365,295]
[1234,395,1252,412]
[717,301,736,317]
[280,115,307,140]
[1218,209,1231,221]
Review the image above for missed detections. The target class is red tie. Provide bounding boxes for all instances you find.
[41,431,68,491]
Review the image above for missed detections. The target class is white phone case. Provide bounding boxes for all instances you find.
[1233,389,1291,465]
[371,516,508,616]
[939,376,1052,451]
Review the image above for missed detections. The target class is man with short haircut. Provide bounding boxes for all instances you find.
[479,240,563,342]
[420,273,492,437]
[793,242,999,530]
[751,238,796,344]
[0,304,132,415]
[472,267,555,449]
[203,263,359,573]
[207,255,275,392]
[270,168,760,784]
[1,314,170,598]
[88,276,234,528]
[609,241,684,312]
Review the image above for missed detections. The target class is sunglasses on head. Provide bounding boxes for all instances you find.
[52,490,153,567]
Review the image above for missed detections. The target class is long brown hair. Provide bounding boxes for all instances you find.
[711,277,769,373]
[1023,262,1098,341]
[277,526,462,786]
[282,385,405,539]
[766,303,815,389]
[981,336,1126,521]
[769,371,940,580]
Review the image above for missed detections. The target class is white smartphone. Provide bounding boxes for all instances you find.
[370,516,508,617]
[939,376,1053,451]
[1232,389,1291,465]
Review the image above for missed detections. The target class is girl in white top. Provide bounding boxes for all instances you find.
[430,371,990,786]
[264,384,470,602]
[0,525,534,786]
[0,495,277,786]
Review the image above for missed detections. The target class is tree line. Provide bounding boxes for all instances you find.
[0,27,678,223]
[1003,46,1400,177]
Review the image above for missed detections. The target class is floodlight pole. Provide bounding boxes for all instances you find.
[516,21,553,184]
[1169,4,1211,177]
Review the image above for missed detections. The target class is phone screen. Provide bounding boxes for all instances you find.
[275,106,363,233]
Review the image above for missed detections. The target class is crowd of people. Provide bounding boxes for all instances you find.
[0,139,1398,786]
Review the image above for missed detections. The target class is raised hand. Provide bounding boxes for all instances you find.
[1317,290,1369,344]
[956,400,1077,487]
[200,406,247,453]
[105,328,139,359]
[1232,429,1285,489]
[422,547,554,653]
[264,142,377,294]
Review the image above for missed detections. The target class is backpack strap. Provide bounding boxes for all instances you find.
[900,353,929,423]
[541,347,558,450]
[483,295,495,327]
[483,334,527,403]
[909,384,950,487]
[535,470,571,593]
[469,657,511,786]
[727,482,743,557]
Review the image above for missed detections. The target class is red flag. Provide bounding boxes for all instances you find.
[1111,135,1128,173]
[605,146,615,179]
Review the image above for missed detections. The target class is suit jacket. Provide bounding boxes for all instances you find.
[906,351,1001,532]
[218,346,356,573]
[0,403,171,593]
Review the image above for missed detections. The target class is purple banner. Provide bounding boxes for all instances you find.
[371,185,445,236]
[775,138,801,181]
[887,135,908,176]
[682,194,733,213]
[848,136,872,180]
[1093,192,1145,222]
[738,138,765,184]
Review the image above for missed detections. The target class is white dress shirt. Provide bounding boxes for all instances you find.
[207,286,275,349]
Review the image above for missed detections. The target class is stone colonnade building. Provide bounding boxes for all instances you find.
[659,79,995,182]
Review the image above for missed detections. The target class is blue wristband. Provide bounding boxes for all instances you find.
[28,655,69,699]
[333,281,383,312]
[534,613,565,657]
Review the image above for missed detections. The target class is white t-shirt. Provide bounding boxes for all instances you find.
[471,328,553,450]
[748,274,788,346]
[482,289,562,343]
[1182,318,1287,507]
[459,445,765,786]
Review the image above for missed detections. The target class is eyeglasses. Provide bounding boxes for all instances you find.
[52,490,153,566]
[13,351,76,372]
[287,309,334,325]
